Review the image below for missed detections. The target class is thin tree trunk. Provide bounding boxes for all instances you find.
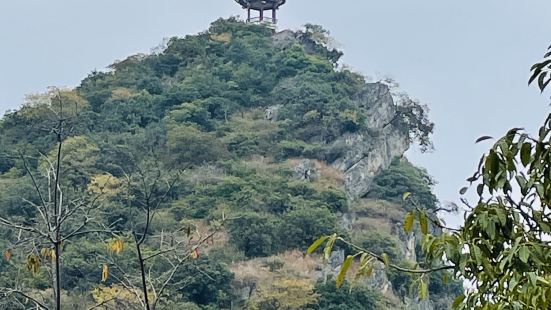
[53,131,63,310]
[136,242,151,310]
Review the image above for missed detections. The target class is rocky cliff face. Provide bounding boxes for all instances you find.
[267,80,409,200]
[330,82,409,199]
[269,29,445,309]
[294,82,442,308]
[274,31,410,201]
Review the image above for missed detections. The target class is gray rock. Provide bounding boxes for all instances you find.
[273,30,297,48]
[363,262,394,294]
[405,297,435,310]
[234,277,258,301]
[393,223,417,262]
[329,82,410,199]
[317,249,345,284]
[357,82,397,129]
[293,159,319,181]
[265,104,282,121]
[329,249,345,269]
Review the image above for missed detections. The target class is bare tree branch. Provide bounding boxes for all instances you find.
[0,289,50,310]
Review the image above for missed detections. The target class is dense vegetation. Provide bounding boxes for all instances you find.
[314,45,551,310]
[0,18,448,309]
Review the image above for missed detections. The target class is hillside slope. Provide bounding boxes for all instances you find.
[0,18,460,309]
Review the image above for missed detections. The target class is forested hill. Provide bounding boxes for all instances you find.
[0,18,460,309]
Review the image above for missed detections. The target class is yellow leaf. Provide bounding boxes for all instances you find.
[191,248,200,259]
[382,253,390,267]
[336,255,354,288]
[419,211,429,235]
[419,279,429,300]
[402,192,411,201]
[404,212,415,233]
[364,264,374,277]
[102,264,109,282]
[40,248,56,261]
[307,236,329,255]
[323,234,337,261]
[354,255,374,285]
[442,273,449,284]
[26,255,41,274]
[4,250,12,261]
[452,295,465,309]
[40,248,50,259]
[108,239,125,254]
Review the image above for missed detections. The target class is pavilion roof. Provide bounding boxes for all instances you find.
[235,0,286,10]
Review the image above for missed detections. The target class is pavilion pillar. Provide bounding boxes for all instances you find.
[272,9,276,24]
[259,9,264,22]
[247,8,251,22]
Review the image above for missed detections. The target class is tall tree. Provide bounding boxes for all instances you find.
[99,160,227,310]
[0,89,108,309]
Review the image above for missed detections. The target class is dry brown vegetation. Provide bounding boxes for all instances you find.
[231,250,320,285]
[285,158,345,188]
[352,199,406,223]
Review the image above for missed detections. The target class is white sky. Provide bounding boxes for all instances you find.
[1,1,550,226]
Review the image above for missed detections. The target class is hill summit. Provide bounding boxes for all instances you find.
[0,18,460,309]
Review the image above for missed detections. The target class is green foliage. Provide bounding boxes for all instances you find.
[228,213,279,257]
[278,207,338,251]
[40,135,100,188]
[312,280,381,310]
[61,241,104,291]
[0,17,437,308]
[357,231,401,261]
[386,262,415,299]
[220,110,282,157]
[228,207,338,258]
[420,122,551,309]
[166,124,229,167]
[273,72,366,142]
[97,89,158,132]
[368,158,438,210]
[275,140,325,160]
[427,271,463,299]
[170,255,234,307]
[173,160,347,221]
[394,94,434,152]
[0,169,40,218]
[529,45,551,92]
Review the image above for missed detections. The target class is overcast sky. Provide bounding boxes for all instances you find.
[1,1,550,224]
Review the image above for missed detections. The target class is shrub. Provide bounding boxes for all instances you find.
[357,231,401,261]
[171,256,234,307]
[312,280,381,310]
[278,207,338,251]
[368,158,438,210]
[166,125,230,167]
[228,213,279,257]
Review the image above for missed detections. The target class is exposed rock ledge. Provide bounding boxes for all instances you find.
[330,82,409,199]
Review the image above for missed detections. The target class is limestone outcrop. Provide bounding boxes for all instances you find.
[330,83,409,199]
